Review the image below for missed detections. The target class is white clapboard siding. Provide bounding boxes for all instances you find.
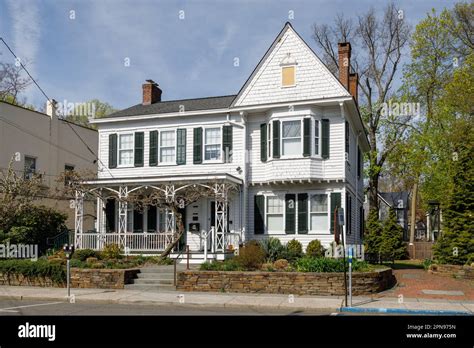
[98,115,244,180]
[234,25,349,107]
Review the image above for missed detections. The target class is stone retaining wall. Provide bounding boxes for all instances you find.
[177,269,394,296]
[429,264,474,280]
[0,268,140,289]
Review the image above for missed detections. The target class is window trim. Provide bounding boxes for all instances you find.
[24,155,37,180]
[309,192,330,234]
[203,125,223,163]
[314,119,321,157]
[265,194,284,233]
[262,191,331,235]
[280,119,303,159]
[265,116,323,161]
[118,133,134,168]
[159,128,177,165]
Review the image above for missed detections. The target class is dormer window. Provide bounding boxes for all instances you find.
[280,53,297,87]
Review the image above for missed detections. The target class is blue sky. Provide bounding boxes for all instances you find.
[0,0,458,111]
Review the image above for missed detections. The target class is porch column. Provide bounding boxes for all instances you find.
[74,190,84,249]
[165,184,176,246]
[97,191,106,250]
[118,185,128,249]
[214,183,228,252]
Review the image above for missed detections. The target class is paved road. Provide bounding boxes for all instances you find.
[0,299,334,316]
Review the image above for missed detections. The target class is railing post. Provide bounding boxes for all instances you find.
[186,245,190,270]
[174,258,177,287]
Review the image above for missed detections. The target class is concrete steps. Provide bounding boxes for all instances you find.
[125,265,187,291]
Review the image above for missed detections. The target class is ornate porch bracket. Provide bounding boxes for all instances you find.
[118,185,128,249]
[214,183,228,252]
[74,190,85,249]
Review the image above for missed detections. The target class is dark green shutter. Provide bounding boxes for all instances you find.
[285,194,296,234]
[260,123,267,162]
[134,132,144,167]
[108,134,117,168]
[193,128,202,164]
[177,129,186,165]
[297,193,308,234]
[222,125,233,163]
[272,120,280,158]
[149,131,158,166]
[254,195,265,235]
[330,192,341,234]
[322,119,330,159]
[303,118,311,157]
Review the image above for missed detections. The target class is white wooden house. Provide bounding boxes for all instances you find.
[74,22,369,262]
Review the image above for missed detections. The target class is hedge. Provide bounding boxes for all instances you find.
[0,259,66,284]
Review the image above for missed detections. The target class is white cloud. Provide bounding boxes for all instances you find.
[6,0,41,72]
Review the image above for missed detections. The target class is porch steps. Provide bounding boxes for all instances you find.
[124,265,192,292]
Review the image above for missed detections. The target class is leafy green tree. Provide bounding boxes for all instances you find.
[380,209,408,261]
[63,99,117,128]
[6,206,67,255]
[363,208,383,260]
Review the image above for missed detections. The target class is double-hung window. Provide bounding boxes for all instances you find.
[266,196,284,232]
[310,194,328,232]
[160,131,176,163]
[24,156,36,180]
[314,120,320,156]
[281,120,301,156]
[204,128,221,161]
[119,134,134,166]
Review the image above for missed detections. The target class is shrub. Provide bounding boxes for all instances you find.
[72,249,100,262]
[0,259,66,284]
[306,240,325,258]
[379,209,408,261]
[234,241,265,270]
[295,257,370,273]
[259,237,285,262]
[422,258,432,270]
[100,244,122,260]
[261,263,275,272]
[199,259,242,271]
[273,259,289,270]
[282,239,303,262]
[2,206,67,255]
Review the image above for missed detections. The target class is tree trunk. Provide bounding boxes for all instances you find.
[368,172,379,212]
[159,207,184,259]
[409,181,418,258]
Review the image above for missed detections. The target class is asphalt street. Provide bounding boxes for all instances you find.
[0,299,334,316]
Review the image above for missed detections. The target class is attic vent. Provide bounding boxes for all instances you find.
[281,53,297,87]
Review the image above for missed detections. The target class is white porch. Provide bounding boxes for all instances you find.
[73,174,243,258]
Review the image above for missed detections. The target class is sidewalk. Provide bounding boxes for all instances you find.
[0,285,472,314]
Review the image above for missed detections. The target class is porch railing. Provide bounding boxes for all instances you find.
[77,232,175,252]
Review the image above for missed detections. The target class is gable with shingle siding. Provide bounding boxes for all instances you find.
[233,24,349,107]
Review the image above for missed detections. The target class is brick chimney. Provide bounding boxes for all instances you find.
[349,73,358,103]
[142,79,162,105]
[338,42,351,91]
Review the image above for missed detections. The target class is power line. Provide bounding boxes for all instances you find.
[0,37,50,102]
[0,37,116,179]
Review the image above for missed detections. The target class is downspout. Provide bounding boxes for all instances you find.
[240,111,248,245]
[340,102,347,248]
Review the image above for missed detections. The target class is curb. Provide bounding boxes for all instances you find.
[0,294,338,313]
[339,306,473,316]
